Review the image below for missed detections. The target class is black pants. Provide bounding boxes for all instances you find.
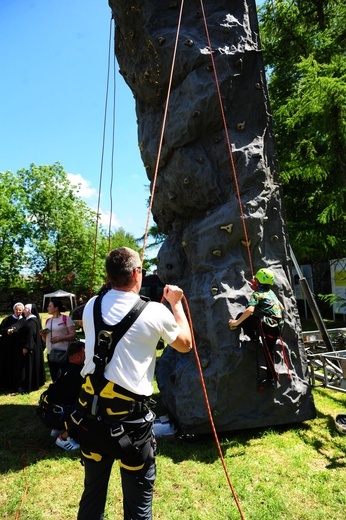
[238,314,280,380]
[77,448,156,520]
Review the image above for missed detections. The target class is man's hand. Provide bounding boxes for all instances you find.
[163,285,184,306]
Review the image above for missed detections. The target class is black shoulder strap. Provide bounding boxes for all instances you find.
[93,293,149,367]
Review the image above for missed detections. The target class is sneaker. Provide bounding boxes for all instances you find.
[50,429,64,438]
[55,435,80,451]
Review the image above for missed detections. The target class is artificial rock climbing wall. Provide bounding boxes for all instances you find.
[108,0,316,433]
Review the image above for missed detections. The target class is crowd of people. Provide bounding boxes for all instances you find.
[0,297,77,395]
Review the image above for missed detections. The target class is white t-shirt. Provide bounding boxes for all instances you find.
[81,289,181,396]
[45,314,75,354]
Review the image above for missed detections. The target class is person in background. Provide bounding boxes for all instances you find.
[77,246,192,520]
[22,303,46,393]
[41,298,76,381]
[0,302,25,393]
[37,340,85,451]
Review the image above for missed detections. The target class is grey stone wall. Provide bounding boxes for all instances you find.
[109,0,316,433]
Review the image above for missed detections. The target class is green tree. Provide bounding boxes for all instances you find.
[19,163,97,290]
[259,0,346,262]
[0,171,29,286]
[0,163,150,295]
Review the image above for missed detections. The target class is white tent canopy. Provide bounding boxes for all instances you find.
[42,290,77,311]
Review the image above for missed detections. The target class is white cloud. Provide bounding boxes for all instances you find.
[67,173,96,199]
[95,208,121,230]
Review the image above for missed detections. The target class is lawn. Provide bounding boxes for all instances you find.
[0,314,345,519]
[0,371,345,519]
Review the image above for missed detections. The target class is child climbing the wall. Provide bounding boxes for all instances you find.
[228,268,285,389]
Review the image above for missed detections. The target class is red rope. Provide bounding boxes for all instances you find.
[7,441,47,520]
[142,2,247,515]
[183,295,247,520]
[140,0,185,262]
[198,0,254,278]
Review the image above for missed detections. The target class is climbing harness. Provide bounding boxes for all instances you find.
[70,292,154,461]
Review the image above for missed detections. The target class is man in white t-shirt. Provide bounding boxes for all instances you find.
[77,247,192,520]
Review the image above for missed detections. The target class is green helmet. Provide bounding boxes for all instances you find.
[254,268,275,285]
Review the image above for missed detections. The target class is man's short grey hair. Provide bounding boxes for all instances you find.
[106,247,141,287]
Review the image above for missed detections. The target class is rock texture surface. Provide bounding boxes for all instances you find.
[108,0,316,433]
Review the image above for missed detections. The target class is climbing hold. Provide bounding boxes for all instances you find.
[145,164,151,172]
[237,121,246,131]
[184,39,194,47]
[241,239,251,247]
[212,250,222,257]
[214,135,222,143]
[157,37,166,45]
[181,242,187,248]
[206,65,213,72]
[196,156,204,164]
[272,206,278,214]
[183,177,191,185]
[211,285,219,296]
[220,223,233,234]
[201,358,210,368]
[270,235,279,242]
[167,191,176,200]
[255,82,261,89]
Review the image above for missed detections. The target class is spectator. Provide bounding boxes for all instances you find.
[42,298,76,381]
[0,302,25,392]
[22,303,46,393]
[37,340,85,451]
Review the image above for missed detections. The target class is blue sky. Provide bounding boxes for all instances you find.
[0,0,149,239]
[1,0,264,243]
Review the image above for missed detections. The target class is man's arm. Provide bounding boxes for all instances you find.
[163,285,192,353]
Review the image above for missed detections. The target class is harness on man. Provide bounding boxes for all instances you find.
[70,293,156,467]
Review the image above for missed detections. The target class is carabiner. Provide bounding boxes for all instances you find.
[98,330,113,349]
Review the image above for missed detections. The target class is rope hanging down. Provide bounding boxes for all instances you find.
[89,14,115,297]
[198,0,254,278]
[136,0,248,516]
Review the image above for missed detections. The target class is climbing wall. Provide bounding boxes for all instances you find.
[108,0,316,433]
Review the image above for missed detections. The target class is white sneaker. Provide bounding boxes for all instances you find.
[50,429,64,438]
[55,435,80,451]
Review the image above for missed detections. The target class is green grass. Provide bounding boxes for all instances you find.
[1,313,346,519]
[1,375,346,520]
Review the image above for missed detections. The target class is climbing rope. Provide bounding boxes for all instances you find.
[89,14,114,298]
[183,295,246,520]
[140,0,185,263]
[198,0,254,278]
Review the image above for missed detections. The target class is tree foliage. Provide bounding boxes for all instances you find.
[0,163,142,295]
[259,0,346,262]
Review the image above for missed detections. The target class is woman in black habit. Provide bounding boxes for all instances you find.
[0,302,26,392]
[22,303,46,392]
